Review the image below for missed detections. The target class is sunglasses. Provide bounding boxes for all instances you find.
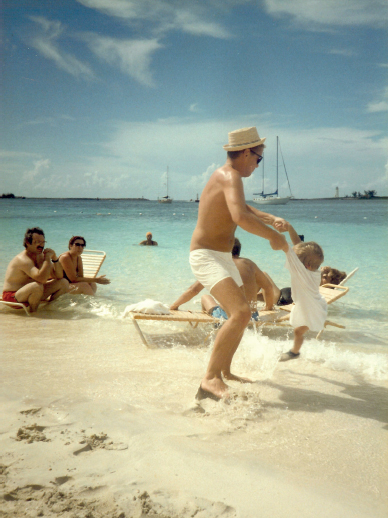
[250,149,263,164]
[74,243,85,247]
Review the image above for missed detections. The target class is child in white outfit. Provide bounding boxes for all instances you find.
[280,222,327,361]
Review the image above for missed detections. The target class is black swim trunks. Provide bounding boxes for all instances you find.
[277,287,293,306]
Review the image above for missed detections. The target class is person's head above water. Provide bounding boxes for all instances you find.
[146,232,152,239]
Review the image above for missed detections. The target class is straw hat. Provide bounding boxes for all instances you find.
[223,127,266,151]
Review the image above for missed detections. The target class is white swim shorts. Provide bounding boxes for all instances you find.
[189,249,243,292]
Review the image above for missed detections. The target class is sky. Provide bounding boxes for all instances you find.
[1,0,387,200]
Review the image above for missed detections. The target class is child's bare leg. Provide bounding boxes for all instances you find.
[291,326,309,354]
[279,326,309,362]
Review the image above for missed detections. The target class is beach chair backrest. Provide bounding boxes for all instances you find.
[339,267,358,286]
[82,250,106,278]
[319,284,349,304]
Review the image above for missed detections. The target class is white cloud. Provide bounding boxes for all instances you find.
[329,48,356,57]
[187,163,218,191]
[29,16,95,79]
[264,0,388,28]
[2,118,387,198]
[76,0,231,38]
[367,87,388,112]
[84,34,162,86]
[20,115,76,127]
[23,158,51,182]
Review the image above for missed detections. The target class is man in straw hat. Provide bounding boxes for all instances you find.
[190,127,287,401]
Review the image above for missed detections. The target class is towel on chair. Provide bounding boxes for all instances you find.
[123,299,171,317]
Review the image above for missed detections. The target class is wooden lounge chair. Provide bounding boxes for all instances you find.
[128,283,349,347]
[129,309,218,347]
[81,249,106,277]
[339,267,358,286]
[0,250,106,315]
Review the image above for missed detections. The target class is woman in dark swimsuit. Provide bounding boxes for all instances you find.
[59,236,110,295]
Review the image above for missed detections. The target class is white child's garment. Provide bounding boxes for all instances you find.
[285,247,327,331]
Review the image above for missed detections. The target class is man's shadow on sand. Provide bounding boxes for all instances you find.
[263,373,388,429]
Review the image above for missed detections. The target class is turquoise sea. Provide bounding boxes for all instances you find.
[1,197,387,379]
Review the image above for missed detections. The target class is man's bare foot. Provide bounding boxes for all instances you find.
[222,372,253,383]
[196,378,229,401]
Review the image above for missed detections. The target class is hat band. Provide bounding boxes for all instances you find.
[228,138,261,147]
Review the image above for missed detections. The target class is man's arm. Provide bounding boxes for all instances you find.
[246,204,287,232]
[170,281,204,310]
[254,266,275,311]
[21,255,54,284]
[224,174,287,250]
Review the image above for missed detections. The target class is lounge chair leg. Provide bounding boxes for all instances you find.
[188,321,199,328]
[203,331,213,344]
[316,329,324,339]
[130,316,151,348]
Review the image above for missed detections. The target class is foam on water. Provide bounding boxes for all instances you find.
[230,327,388,381]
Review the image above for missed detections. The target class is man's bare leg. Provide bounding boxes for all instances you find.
[200,278,251,399]
[211,280,253,383]
[15,283,44,312]
[43,278,69,302]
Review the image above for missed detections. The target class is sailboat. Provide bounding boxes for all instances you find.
[158,166,173,204]
[252,136,293,205]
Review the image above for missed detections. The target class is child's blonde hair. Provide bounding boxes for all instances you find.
[294,241,324,271]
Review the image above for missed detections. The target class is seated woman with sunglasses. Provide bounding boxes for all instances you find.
[59,236,110,295]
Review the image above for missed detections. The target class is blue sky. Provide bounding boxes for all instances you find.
[1,0,387,199]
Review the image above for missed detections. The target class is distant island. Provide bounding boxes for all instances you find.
[291,189,387,201]
[1,193,25,199]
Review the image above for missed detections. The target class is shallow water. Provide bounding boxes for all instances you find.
[0,198,387,381]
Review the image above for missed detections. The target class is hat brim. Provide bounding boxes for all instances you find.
[223,137,266,151]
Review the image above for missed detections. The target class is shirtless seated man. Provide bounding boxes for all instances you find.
[170,238,275,318]
[2,227,69,312]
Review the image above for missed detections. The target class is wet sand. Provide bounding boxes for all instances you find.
[0,310,387,517]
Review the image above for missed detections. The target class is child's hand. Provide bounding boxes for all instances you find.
[283,220,291,231]
[273,217,288,232]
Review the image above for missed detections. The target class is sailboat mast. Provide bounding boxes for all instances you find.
[276,136,279,194]
[262,156,264,193]
[166,166,169,197]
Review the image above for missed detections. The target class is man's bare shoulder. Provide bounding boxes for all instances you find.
[9,251,32,267]
[238,256,257,267]
[211,164,242,183]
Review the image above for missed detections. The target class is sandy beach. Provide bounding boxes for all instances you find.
[1,310,387,518]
